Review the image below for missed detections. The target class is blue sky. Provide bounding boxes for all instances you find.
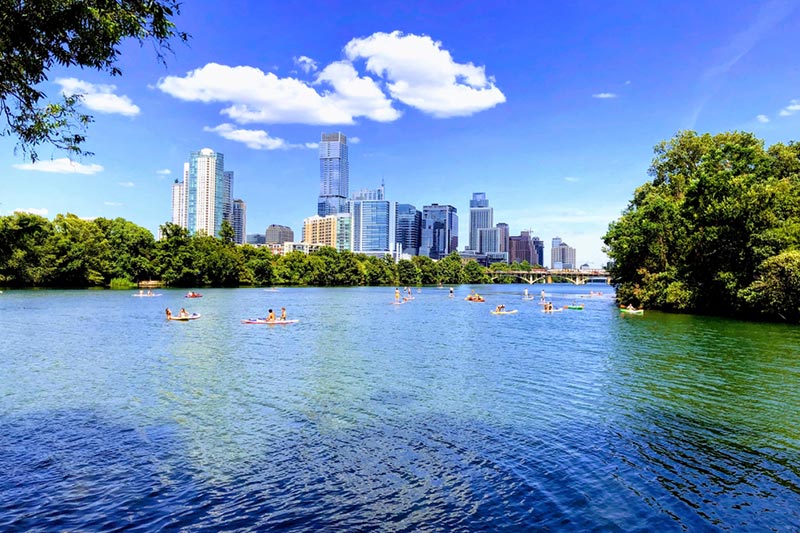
[2,0,800,266]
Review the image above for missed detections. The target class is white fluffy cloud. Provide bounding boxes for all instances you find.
[157,31,505,130]
[592,92,618,99]
[204,124,316,150]
[779,99,800,117]
[294,55,318,73]
[156,169,171,175]
[158,62,396,125]
[344,31,505,118]
[13,158,104,174]
[756,114,770,123]
[56,78,140,116]
[104,201,123,206]
[14,207,49,216]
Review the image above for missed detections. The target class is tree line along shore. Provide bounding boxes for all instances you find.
[2,130,798,323]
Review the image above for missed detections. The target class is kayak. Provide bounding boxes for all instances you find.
[620,308,644,315]
[168,313,201,321]
[464,297,485,302]
[185,294,203,298]
[241,318,299,325]
[565,305,584,310]
[491,310,518,315]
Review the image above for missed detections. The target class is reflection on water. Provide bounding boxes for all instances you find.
[1,286,799,530]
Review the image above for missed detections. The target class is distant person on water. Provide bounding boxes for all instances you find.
[395,288,400,301]
[449,287,454,297]
[267,309,276,322]
[627,304,636,311]
[165,308,172,319]
[540,289,546,301]
[280,307,287,321]
[495,304,506,312]
[179,308,188,318]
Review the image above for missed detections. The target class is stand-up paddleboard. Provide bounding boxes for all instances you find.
[241,318,299,325]
[391,301,405,305]
[542,308,563,313]
[490,310,518,315]
[133,293,162,297]
[168,313,201,321]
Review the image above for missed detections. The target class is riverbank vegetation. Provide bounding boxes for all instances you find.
[0,216,507,288]
[603,130,800,322]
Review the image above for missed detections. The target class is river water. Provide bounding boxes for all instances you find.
[1,285,799,531]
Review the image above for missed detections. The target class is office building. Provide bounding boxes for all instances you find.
[247,234,266,245]
[396,203,422,255]
[421,204,458,260]
[532,236,544,266]
[495,222,509,253]
[350,191,397,257]
[266,224,294,244]
[551,237,577,269]
[317,132,349,217]
[302,213,351,251]
[231,199,246,244]
[469,192,493,252]
[478,227,501,254]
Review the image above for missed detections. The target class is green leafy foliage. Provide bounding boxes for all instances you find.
[0,0,188,160]
[604,131,800,322]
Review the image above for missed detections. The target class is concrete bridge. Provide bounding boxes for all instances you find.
[489,269,611,285]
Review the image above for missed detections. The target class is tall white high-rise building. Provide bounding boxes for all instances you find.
[469,192,493,252]
[170,149,233,238]
[171,175,187,227]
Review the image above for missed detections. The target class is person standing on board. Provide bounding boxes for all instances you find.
[280,307,287,321]
[395,288,400,302]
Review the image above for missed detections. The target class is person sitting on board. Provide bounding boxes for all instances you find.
[267,309,276,322]
[147,289,153,296]
[179,308,189,317]
[165,308,172,319]
[280,307,287,321]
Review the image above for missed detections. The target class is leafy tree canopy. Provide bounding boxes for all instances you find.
[1,0,188,161]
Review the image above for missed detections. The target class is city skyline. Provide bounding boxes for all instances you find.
[3,1,800,266]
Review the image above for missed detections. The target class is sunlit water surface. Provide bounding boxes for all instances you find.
[1,285,799,531]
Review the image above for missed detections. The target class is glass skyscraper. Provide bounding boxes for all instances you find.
[231,199,246,245]
[317,132,349,217]
[421,204,458,260]
[350,197,396,256]
[396,203,422,255]
[170,149,237,239]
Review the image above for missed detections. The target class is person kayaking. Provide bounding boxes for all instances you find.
[626,303,636,311]
[280,307,287,321]
[267,309,276,322]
